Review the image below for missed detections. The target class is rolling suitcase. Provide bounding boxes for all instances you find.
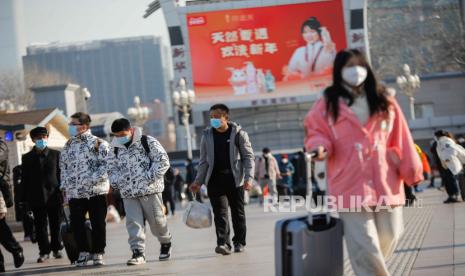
[60,206,93,264]
[275,152,344,276]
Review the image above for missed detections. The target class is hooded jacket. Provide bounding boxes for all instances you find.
[60,130,110,199]
[107,128,170,198]
[304,96,423,209]
[195,122,255,187]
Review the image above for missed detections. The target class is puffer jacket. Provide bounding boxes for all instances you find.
[107,128,170,198]
[60,130,110,199]
[436,136,465,175]
[0,190,6,214]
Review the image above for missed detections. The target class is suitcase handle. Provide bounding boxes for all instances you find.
[305,150,331,226]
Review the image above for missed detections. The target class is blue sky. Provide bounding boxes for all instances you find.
[23,0,168,46]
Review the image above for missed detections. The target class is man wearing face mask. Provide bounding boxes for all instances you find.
[60,112,110,267]
[20,127,63,263]
[190,104,255,255]
[107,118,172,265]
[278,154,295,196]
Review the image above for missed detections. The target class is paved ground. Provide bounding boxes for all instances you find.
[2,185,464,276]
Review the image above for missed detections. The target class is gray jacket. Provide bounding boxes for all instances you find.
[195,122,255,187]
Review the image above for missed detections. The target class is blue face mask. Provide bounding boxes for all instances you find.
[35,139,48,150]
[115,135,131,145]
[68,125,79,137]
[210,118,222,129]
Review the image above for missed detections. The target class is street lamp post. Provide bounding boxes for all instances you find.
[396,64,421,120]
[172,78,195,160]
[127,96,151,128]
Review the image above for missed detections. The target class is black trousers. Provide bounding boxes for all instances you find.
[30,204,63,255]
[69,195,107,254]
[208,173,246,247]
[0,218,23,269]
[441,169,459,197]
[162,186,176,215]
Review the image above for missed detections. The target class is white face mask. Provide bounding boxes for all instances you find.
[342,66,367,87]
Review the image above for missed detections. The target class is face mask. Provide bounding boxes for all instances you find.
[210,118,222,129]
[115,135,131,145]
[264,153,271,158]
[35,139,48,150]
[282,158,288,164]
[342,66,368,87]
[69,125,79,137]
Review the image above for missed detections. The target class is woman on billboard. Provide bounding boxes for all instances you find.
[285,17,336,80]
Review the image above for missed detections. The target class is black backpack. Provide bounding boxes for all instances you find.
[114,135,151,166]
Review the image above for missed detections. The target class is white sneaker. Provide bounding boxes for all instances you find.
[92,253,105,266]
[75,252,89,267]
[127,250,146,266]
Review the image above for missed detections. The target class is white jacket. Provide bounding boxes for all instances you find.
[0,190,6,214]
[60,130,110,199]
[107,128,170,198]
[436,136,465,175]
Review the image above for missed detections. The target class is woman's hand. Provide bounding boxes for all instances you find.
[314,146,327,161]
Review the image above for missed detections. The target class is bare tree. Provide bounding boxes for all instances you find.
[0,65,75,110]
[367,0,464,79]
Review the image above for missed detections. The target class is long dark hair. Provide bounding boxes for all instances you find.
[324,49,390,121]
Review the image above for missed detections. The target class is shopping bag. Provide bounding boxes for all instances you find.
[183,200,212,229]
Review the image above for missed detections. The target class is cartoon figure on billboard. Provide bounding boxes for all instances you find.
[265,70,276,93]
[285,16,336,80]
[227,67,248,95]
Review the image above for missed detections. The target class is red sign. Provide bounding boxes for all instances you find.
[186,0,347,102]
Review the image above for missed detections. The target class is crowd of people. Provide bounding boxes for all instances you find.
[0,48,464,275]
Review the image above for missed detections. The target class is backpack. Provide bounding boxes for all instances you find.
[114,135,151,166]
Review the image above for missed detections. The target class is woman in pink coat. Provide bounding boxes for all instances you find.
[304,49,423,276]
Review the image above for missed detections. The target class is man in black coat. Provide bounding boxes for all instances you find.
[20,127,63,263]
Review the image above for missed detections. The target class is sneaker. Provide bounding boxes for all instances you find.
[234,244,245,253]
[53,250,63,259]
[75,252,89,267]
[127,250,146,266]
[215,244,231,255]
[13,251,25,268]
[159,243,172,261]
[92,253,105,266]
[37,254,50,263]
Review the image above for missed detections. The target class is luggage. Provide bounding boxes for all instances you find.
[60,206,93,264]
[275,152,344,276]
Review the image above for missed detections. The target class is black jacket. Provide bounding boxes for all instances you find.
[21,147,62,207]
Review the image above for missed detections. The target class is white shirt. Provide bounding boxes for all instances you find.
[343,85,370,125]
[287,41,335,77]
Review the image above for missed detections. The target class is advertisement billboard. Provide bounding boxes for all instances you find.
[186,0,347,102]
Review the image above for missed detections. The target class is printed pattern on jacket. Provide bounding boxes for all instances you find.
[60,130,110,199]
[107,129,170,198]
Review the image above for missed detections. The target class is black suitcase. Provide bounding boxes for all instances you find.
[60,207,93,264]
[275,152,344,276]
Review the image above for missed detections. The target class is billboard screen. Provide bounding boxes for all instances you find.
[186,0,347,102]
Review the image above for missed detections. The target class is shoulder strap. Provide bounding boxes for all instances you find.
[311,45,324,72]
[141,135,150,155]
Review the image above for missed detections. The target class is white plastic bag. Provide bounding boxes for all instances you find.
[183,200,212,229]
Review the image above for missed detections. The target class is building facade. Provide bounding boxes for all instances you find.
[22,36,172,137]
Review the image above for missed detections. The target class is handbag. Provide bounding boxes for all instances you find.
[183,198,212,229]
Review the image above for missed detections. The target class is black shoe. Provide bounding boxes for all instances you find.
[13,251,25,268]
[234,244,245,253]
[159,243,172,261]
[215,244,232,255]
[444,197,459,204]
[37,254,49,263]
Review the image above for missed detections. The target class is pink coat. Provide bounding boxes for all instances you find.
[304,96,423,209]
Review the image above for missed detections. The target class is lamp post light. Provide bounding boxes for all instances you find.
[127,96,151,128]
[172,78,195,160]
[396,64,421,120]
